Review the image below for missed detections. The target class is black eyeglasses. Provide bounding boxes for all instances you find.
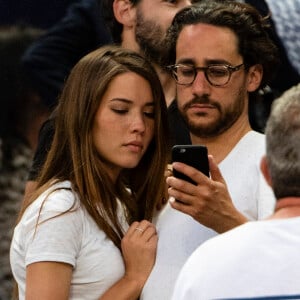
[167,63,244,86]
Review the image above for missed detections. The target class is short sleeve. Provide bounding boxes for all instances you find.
[22,187,84,267]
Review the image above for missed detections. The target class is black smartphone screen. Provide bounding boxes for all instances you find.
[172,145,209,184]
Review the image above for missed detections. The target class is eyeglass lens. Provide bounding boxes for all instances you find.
[174,65,231,86]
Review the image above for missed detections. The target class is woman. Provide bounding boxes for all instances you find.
[10,45,169,299]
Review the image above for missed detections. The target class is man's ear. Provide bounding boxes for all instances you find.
[260,155,273,187]
[113,0,136,27]
[247,64,263,92]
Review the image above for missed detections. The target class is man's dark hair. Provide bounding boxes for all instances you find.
[165,0,279,89]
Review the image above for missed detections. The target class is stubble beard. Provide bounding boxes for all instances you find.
[135,9,167,66]
[179,87,247,138]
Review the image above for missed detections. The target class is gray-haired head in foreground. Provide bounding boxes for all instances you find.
[265,83,300,199]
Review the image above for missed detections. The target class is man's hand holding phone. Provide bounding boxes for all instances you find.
[167,146,247,233]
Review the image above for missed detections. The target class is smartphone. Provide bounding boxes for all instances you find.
[172,145,209,185]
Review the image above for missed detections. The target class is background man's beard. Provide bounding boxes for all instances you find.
[135,12,167,66]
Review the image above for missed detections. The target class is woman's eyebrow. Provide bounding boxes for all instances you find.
[109,98,132,104]
[110,98,154,106]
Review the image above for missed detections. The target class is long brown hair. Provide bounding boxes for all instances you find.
[19,45,169,249]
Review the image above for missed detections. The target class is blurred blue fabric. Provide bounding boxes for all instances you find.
[265,0,300,74]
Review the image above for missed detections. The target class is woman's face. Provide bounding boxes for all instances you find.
[92,71,155,182]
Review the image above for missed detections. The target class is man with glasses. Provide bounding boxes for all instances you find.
[141,1,278,299]
[171,84,300,300]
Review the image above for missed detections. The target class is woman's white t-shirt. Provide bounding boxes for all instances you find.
[10,181,129,300]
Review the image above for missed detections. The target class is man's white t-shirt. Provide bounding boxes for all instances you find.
[172,217,300,299]
[141,131,276,300]
[10,181,128,300]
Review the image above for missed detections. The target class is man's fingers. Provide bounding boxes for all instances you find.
[208,155,226,184]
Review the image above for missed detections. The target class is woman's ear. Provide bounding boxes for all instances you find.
[260,155,273,187]
[113,0,136,27]
[247,64,263,92]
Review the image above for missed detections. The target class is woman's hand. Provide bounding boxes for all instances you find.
[121,220,158,289]
[99,220,157,300]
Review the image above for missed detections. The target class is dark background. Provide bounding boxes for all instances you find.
[0,0,78,29]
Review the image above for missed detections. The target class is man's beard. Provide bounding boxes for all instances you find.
[135,9,167,66]
[179,88,246,138]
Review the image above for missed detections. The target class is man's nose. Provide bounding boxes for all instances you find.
[191,70,211,96]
